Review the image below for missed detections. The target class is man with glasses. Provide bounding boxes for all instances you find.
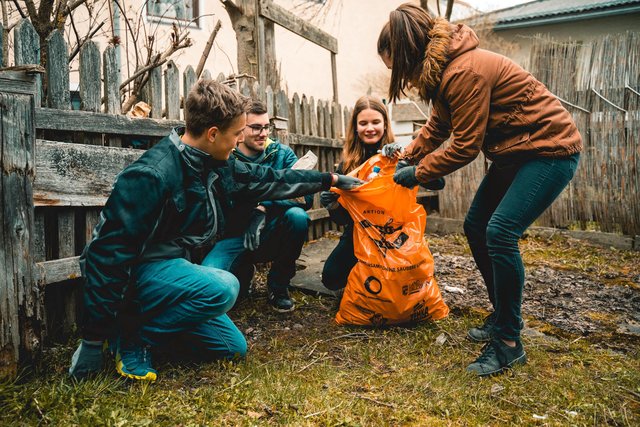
[205,100,311,312]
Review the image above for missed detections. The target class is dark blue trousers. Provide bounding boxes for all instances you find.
[463,154,579,341]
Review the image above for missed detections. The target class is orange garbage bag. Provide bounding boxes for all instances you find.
[332,155,449,326]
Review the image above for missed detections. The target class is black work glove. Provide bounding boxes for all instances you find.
[333,174,364,190]
[320,191,340,209]
[393,161,420,188]
[380,142,403,158]
[243,208,266,251]
[423,177,445,191]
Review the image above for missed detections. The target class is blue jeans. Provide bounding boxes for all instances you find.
[132,255,247,360]
[463,154,579,341]
[204,207,310,294]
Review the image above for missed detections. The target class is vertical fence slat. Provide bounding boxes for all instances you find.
[275,89,288,120]
[265,85,274,118]
[141,66,162,119]
[183,65,196,96]
[301,95,310,135]
[79,41,101,113]
[0,73,42,378]
[317,100,325,137]
[164,60,180,120]
[292,93,301,134]
[309,97,318,136]
[324,101,332,138]
[103,45,122,147]
[332,102,342,138]
[45,30,70,110]
[14,19,41,107]
[0,22,3,67]
[103,45,121,115]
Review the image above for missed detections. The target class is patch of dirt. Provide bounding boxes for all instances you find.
[435,252,640,336]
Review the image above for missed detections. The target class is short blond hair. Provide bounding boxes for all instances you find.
[185,79,250,136]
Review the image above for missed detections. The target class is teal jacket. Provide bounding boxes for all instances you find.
[225,138,314,237]
[80,129,332,340]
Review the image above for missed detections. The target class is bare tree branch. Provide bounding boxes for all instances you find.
[10,0,27,19]
[68,20,104,62]
[196,19,221,78]
[22,0,38,20]
[445,0,454,20]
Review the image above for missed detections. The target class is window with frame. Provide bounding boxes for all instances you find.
[147,0,198,23]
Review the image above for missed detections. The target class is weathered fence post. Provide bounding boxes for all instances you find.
[14,19,41,107]
[164,60,180,120]
[0,72,43,378]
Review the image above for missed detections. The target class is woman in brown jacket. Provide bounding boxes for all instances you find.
[378,3,582,376]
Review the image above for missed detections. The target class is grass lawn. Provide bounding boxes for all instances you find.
[1,234,639,426]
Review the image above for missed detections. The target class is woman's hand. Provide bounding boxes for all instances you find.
[380,143,403,158]
[320,191,340,210]
[393,161,420,188]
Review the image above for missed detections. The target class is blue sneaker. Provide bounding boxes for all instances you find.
[115,339,157,382]
[69,340,104,379]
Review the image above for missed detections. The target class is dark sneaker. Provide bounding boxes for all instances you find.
[268,287,295,312]
[467,312,525,343]
[68,340,104,379]
[115,340,157,382]
[466,338,527,377]
[467,312,497,342]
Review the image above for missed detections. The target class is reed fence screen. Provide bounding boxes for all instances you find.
[436,32,639,237]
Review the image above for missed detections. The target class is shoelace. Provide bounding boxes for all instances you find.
[475,341,498,364]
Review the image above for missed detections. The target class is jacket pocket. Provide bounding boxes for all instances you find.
[485,131,531,154]
[172,190,186,213]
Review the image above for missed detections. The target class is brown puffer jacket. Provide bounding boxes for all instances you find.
[403,23,583,182]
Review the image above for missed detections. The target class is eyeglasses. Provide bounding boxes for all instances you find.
[247,124,274,135]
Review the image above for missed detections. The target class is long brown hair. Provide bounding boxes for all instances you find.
[341,96,395,174]
[377,3,451,103]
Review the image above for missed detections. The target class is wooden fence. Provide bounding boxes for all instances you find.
[435,31,639,237]
[0,19,352,376]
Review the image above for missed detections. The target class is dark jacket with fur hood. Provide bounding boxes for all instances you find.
[403,22,583,182]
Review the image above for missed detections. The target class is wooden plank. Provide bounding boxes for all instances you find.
[13,19,41,106]
[316,100,325,137]
[45,30,70,110]
[79,41,101,112]
[307,207,330,221]
[146,66,162,118]
[57,210,75,257]
[183,65,197,104]
[103,45,121,114]
[36,257,82,285]
[275,89,289,120]
[285,133,342,148]
[331,52,339,102]
[0,75,42,378]
[33,140,142,206]
[301,95,310,136]
[201,69,212,81]
[343,106,351,135]
[309,97,318,136]
[35,108,183,136]
[103,45,122,147]
[324,101,332,138]
[259,0,337,53]
[291,93,301,134]
[0,22,3,67]
[164,60,180,120]
[33,209,46,263]
[332,102,341,138]
[265,85,274,117]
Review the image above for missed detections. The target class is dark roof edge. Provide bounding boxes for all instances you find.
[494,4,640,30]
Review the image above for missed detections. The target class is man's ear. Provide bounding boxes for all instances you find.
[207,126,219,143]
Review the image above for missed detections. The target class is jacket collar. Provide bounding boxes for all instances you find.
[170,127,226,172]
[417,18,453,101]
